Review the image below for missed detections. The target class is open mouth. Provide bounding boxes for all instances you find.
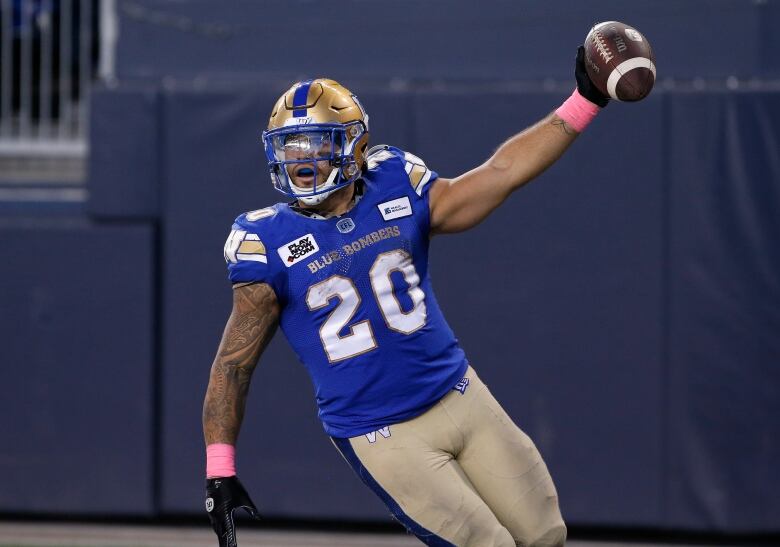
[292,166,316,188]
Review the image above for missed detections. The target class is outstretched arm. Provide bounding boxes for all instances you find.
[203,282,280,446]
[429,46,608,235]
[429,112,579,235]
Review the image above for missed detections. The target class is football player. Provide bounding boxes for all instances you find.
[203,47,609,547]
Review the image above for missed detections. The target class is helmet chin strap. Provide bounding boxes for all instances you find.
[296,167,341,206]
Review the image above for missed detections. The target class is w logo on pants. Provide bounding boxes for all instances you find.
[365,426,391,443]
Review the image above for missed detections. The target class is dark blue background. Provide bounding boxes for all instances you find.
[1,0,778,534]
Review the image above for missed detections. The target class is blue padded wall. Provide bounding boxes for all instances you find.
[116,0,779,82]
[88,85,161,218]
[665,92,780,531]
[0,219,155,514]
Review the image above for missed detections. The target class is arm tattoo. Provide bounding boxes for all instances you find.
[551,118,577,136]
[203,283,280,445]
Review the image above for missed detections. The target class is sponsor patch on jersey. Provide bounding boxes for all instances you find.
[336,217,356,234]
[378,196,412,221]
[453,377,470,395]
[278,233,319,267]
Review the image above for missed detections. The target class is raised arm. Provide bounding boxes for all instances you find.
[203,282,280,446]
[429,47,608,235]
[429,112,579,235]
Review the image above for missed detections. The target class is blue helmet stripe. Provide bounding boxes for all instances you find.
[292,80,314,117]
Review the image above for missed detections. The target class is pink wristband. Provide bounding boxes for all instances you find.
[206,443,236,478]
[555,88,601,133]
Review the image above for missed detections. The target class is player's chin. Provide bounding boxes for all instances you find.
[292,175,315,189]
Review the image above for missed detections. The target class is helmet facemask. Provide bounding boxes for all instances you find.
[263,79,370,206]
[263,121,366,206]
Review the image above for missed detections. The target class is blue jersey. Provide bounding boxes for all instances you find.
[224,146,468,437]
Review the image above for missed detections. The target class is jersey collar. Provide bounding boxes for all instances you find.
[288,179,365,220]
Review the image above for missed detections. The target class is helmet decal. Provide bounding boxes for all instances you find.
[292,80,314,118]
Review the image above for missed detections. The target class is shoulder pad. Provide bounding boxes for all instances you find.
[401,150,434,196]
[224,229,268,264]
[366,145,435,196]
[366,145,398,170]
[225,207,278,265]
[245,207,277,222]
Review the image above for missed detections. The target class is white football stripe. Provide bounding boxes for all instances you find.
[224,229,246,263]
[607,57,657,100]
[236,253,268,263]
[415,170,433,196]
[366,150,395,169]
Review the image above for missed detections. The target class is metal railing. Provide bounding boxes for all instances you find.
[0,0,115,185]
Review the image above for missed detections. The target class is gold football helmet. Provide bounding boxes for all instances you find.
[262,79,370,206]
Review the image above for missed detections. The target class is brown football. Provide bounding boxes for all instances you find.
[584,21,656,102]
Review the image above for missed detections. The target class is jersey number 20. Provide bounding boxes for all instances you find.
[305,249,426,362]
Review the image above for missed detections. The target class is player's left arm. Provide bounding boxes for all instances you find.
[429,112,579,235]
[429,46,607,235]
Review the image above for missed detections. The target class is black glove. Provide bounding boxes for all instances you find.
[205,476,260,547]
[575,45,609,108]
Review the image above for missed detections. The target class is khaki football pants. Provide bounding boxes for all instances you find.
[332,366,566,547]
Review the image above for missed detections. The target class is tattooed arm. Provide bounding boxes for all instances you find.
[428,111,579,235]
[203,282,280,446]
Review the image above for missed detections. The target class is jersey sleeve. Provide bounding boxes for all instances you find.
[366,145,439,234]
[367,144,439,234]
[396,148,438,201]
[368,145,438,199]
[223,214,273,286]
